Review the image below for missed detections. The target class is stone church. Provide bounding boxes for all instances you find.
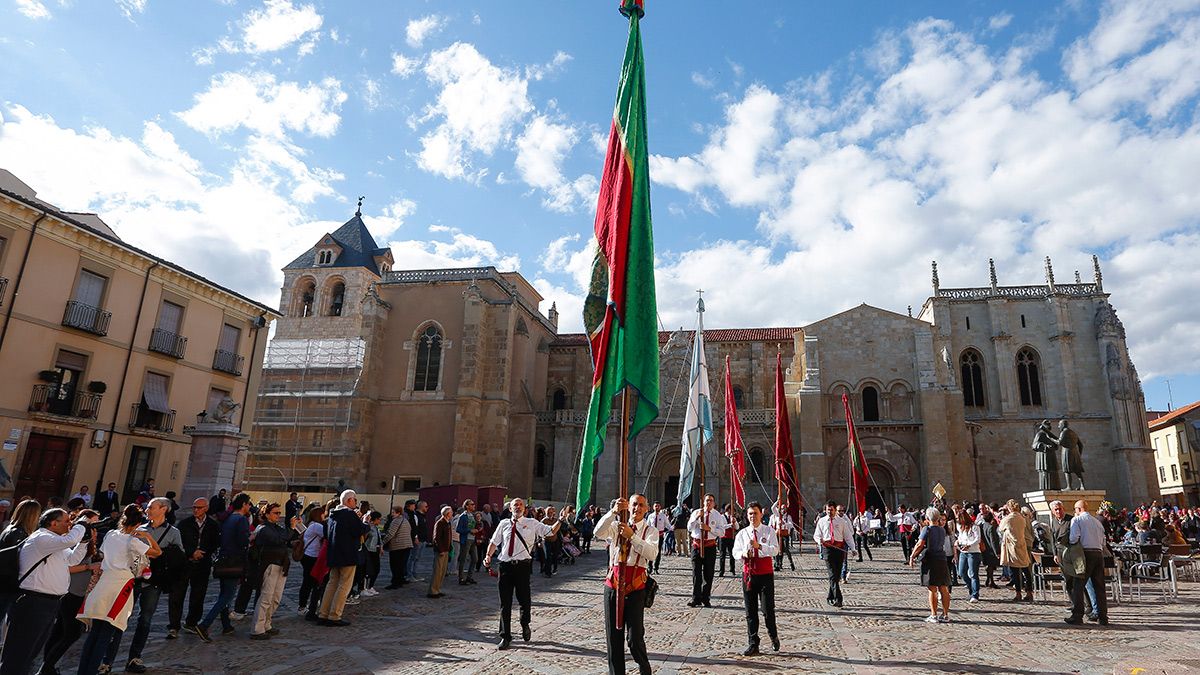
[242,209,1156,509]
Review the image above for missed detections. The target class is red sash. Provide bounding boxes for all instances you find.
[605,520,650,595]
[822,539,845,550]
[743,528,774,589]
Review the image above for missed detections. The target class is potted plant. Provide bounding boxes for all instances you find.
[87,381,107,394]
[37,370,58,382]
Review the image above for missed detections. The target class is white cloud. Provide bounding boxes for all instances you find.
[513,116,597,212]
[390,52,420,78]
[388,227,519,270]
[541,233,579,272]
[406,14,446,48]
[114,0,147,19]
[525,51,572,81]
[176,71,346,139]
[361,77,382,111]
[15,0,51,20]
[240,0,322,53]
[691,71,715,89]
[416,42,532,179]
[988,12,1013,31]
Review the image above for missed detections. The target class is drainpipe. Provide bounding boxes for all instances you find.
[96,261,159,493]
[238,316,265,430]
[0,211,47,356]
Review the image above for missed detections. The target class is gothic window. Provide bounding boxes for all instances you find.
[749,448,765,479]
[316,250,334,265]
[960,349,985,408]
[414,325,443,392]
[535,445,547,478]
[1016,347,1043,406]
[328,282,345,316]
[552,388,567,410]
[862,386,880,422]
[732,385,745,408]
[298,280,315,318]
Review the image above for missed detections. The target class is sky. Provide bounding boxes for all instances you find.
[1,0,1198,410]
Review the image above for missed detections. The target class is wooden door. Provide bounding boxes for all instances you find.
[14,434,73,504]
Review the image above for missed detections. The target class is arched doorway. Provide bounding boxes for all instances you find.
[864,462,895,514]
[646,445,681,508]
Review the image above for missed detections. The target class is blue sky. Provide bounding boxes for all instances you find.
[1,0,1198,410]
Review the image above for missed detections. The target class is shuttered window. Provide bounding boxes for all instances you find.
[157,301,184,333]
[142,372,171,414]
[219,324,240,353]
[73,270,107,307]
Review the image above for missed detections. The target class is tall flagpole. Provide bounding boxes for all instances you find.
[776,347,784,549]
[696,289,705,500]
[616,387,631,630]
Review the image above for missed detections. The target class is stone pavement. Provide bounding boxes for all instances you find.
[49,541,1200,674]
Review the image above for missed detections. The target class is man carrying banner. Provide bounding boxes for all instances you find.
[768,500,796,572]
[687,493,726,607]
[734,501,780,656]
[483,498,562,650]
[814,500,855,607]
[595,494,659,675]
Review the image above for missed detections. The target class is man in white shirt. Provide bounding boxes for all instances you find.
[71,485,92,508]
[0,507,88,675]
[648,503,670,573]
[813,500,855,607]
[894,505,919,562]
[767,502,795,572]
[484,498,562,650]
[596,494,659,675]
[853,511,874,562]
[733,501,780,656]
[687,494,727,608]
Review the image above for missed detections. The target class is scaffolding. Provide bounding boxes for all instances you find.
[242,338,367,492]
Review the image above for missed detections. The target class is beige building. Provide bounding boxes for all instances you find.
[0,170,278,506]
[1149,401,1200,507]
[245,223,1157,509]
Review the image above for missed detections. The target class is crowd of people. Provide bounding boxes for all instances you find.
[0,481,1193,675]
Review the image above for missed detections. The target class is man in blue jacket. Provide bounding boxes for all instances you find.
[192,493,251,642]
[318,490,369,627]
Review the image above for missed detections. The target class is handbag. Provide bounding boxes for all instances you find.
[643,574,659,607]
[212,551,246,579]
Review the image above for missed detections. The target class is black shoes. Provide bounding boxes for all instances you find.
[771,636,781,651]
[522,625,531,642]
[702,601,712,608]
[1064,617,1083,625]
[192,625,212,643]
[687,601,700,607]
[742,644,760,656]
[498,637,512,650]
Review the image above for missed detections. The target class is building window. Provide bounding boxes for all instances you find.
[414,325,443,392]
[1179,431,1187,455]
[535,445,547,478]
[749,448,765,479]
[317,250,334,265]
[862,386,880,422]
[1020,314,1027,328]
[328,282,345,316]
[123,446,154,500]
[965,316,971,330]
[732,385,745,408]
[552,389,567,411]
[1153,437,1160,456]
[298,280,316,317]
[960,349,986,408]
[1016,348,1043,406]
[1160,466,1167,482]
[312,429,325,447]
[260,429,278,448]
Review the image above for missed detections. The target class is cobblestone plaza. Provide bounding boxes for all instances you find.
[60,541,1199,675]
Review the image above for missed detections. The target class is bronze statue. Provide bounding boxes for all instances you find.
[1031,420,1061,490]
[1058,419,1085,490]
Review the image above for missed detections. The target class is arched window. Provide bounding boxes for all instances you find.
[328,282,345,316]
[552,388,567,410]
[862,386,880,422]
[732,385,745,408]
[1016,347,1043,406]
[960,349,985,407]
[298,280,315,318]
[317,250,333,265]
[414,325,443,391]
[749,448,765,479]
[535,445,547,478]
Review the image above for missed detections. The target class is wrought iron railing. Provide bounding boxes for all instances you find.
[28,384,102,420]
[62,300,111,336]
[213,349,244,376]
[129,403,175,433]
[148,328,188,358]
[0,277,8,307]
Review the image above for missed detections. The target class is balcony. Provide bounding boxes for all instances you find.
[213,349,244,376]
[129,403,175,434]
[148,328,187,359]
[62,300,111,336]
[0,277,8,307]
[28,384,102,421]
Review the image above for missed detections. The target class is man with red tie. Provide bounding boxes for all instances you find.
[733,501,780,656]
[813,499,856,607]
[687,493,728,608]
[483,498,562,650]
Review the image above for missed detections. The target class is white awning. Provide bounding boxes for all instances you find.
[1160,486,1184,495]
[143,373,171,413]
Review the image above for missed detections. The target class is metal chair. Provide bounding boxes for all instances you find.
[1034,553,1067,602]
[1128,545,1174,601]
[1102,554,1121,605]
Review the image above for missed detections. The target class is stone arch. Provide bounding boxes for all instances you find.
[960,346,987,408]
[323,276,347,316]
[407,320,447,393]
[829,437,920,507]
[646,444,682,508]
[1015,344,1044,407]
[827,381,852,421]
[885,380,914,420]
[293,276,317,317]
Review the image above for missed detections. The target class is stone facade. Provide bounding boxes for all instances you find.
[245,242,1156,510]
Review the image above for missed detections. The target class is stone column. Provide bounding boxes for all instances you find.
[183,423,246,505]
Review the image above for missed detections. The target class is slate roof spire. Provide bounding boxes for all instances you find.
[283,201,393,275]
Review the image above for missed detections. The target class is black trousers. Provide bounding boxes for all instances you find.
[854,533,873,561]
[388,548,411,585]
[743,573,777,646]
[0,591,60,675]
[604,586,650,675]
[774,535,795,571]
[497,559,533,639]
[825,546,846,604]
[691,545,717,603]
[41,591,85,671]
[718,538,735,575]
[900,529,914,561]
[1070,550,1108,621]
[169,560,210,629]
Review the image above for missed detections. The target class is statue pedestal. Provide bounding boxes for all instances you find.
[1023,489,1107,526]
[183,423,245,505]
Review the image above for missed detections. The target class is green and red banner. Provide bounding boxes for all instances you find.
[773,352,801,523]
[842,392,872,515]
[576,0,660,511]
